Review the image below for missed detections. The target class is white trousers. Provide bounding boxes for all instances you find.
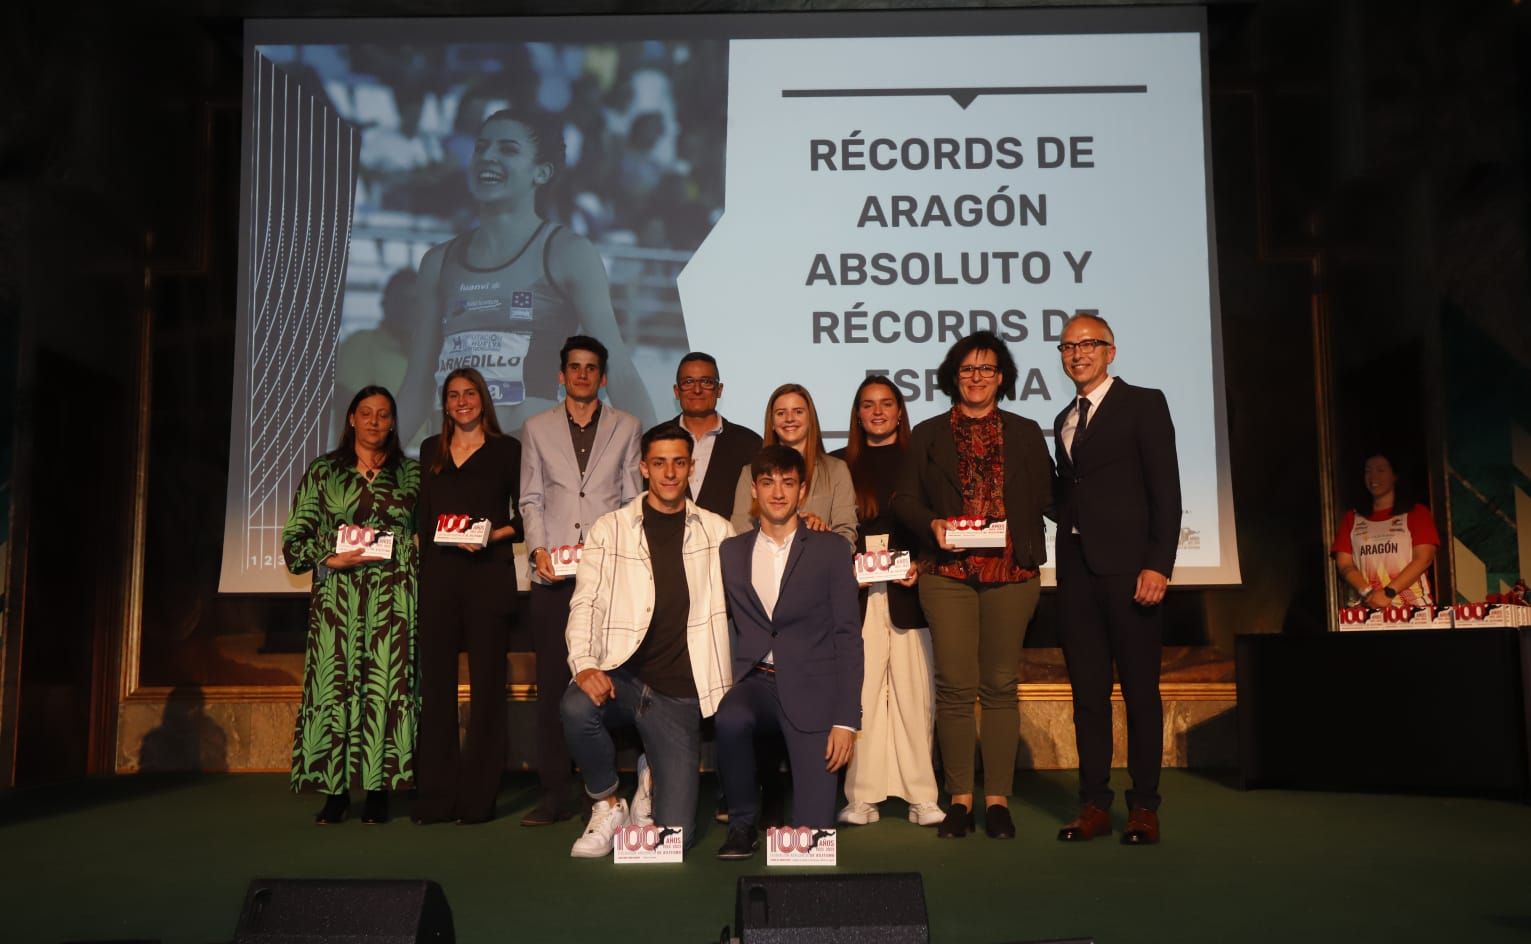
[844,587,938,805]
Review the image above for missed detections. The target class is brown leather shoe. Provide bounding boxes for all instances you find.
[1122,807,1160,845]
[1056,803,1111,842]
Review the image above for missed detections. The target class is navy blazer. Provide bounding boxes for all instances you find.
[720,526,864,733]
[1052,377,1182,578]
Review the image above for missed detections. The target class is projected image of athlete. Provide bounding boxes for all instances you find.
[398,109,657,445]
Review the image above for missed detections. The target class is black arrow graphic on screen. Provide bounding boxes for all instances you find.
[782,85,1147,109]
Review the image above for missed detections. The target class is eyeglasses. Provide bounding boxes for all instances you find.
[1057,339,1113,354]
[677,377,720,390]
[957,365,1000,379]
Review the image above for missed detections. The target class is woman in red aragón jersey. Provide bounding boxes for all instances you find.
[1331,451,1440,608]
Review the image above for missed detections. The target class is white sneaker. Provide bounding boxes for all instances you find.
[569,797,629,858]
[908,802,945,826]
[631,755,654,827]
[837,802,880,825]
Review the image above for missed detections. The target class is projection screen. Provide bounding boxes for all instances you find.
[221,7,1239,592]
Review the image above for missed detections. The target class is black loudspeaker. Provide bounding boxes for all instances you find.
[1520,627,1531,800]
[232,879,454,944]
[735,873,929,943]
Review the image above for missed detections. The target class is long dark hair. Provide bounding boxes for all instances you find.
[331,386,403,469]
[844,376,911,521]
[431,367,503,475]
[1355,449,1419,515]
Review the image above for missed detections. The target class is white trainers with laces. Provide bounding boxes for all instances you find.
[569,797,629,858]
[837,801,880,825]
[631,755,654,826]
[908,802,945,826]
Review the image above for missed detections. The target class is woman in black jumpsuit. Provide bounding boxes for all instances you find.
[413,367,523,824]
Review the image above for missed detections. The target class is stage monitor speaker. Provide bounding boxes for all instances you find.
[232,879,454,944]
[735,873,929,943]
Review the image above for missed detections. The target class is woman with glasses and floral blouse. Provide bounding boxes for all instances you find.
[893,331,1053,840]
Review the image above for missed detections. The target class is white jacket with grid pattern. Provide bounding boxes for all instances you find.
[564,494,735,717]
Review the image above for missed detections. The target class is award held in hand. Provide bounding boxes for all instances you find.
[334,524,395,560]
[549,543,583,577]
[435,514,490,549]
[854,549,912,584]
[945,517,1007,548]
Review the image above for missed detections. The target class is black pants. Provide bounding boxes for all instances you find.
[529,580,577,800]
[415,558,513,822]
[1056,533,1164,812]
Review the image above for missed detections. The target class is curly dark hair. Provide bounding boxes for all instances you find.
[934,330,1019,403]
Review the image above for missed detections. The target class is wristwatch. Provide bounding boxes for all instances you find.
[1382,587,1398,600]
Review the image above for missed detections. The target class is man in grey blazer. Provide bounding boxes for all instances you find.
[519,335,642,825]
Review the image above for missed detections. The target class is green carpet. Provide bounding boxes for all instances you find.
[1,771,1528,944]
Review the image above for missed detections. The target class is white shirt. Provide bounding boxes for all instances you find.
[752,525,797,664]
[1061,374,1115,460]
[684,413,725,495]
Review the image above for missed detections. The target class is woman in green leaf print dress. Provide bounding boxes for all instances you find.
[283,385,421,825]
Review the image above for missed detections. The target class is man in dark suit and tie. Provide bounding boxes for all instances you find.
[713,445,864,859]
[672,352,763,519]
[1052,314,1182,846]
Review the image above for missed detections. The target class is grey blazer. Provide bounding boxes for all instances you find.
[519,402,642,584]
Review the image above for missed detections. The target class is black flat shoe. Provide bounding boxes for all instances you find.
[410,814,453,826]
[716,825,760,860]
[519,798,576,827]
[456,812,494,826]
[314,793,349,825]
[361,791,388,825]
[936,803,974,839]
[984,804,1015,839]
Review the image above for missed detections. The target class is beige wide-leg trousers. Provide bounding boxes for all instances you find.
[844,586,939,805]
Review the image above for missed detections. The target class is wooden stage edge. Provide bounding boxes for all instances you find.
[114,681,1238,775]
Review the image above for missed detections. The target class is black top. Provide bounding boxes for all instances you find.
[625,504,695,697]
[417,432,523,571]
[832,443,926,629]
[568,402,602,476]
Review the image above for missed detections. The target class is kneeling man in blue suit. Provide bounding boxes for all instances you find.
[714,445,864,860]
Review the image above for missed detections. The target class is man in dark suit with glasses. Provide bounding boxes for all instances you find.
[1052,314,1182,846]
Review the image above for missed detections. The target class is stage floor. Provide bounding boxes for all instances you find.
[1,771,1528,944]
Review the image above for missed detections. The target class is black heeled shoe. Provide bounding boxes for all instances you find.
[984,804,1016,839]
[361,790,389,825]
[314,793,349,825]
[936,803,975,839]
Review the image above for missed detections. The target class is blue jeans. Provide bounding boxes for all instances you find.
[560,668,703,843]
